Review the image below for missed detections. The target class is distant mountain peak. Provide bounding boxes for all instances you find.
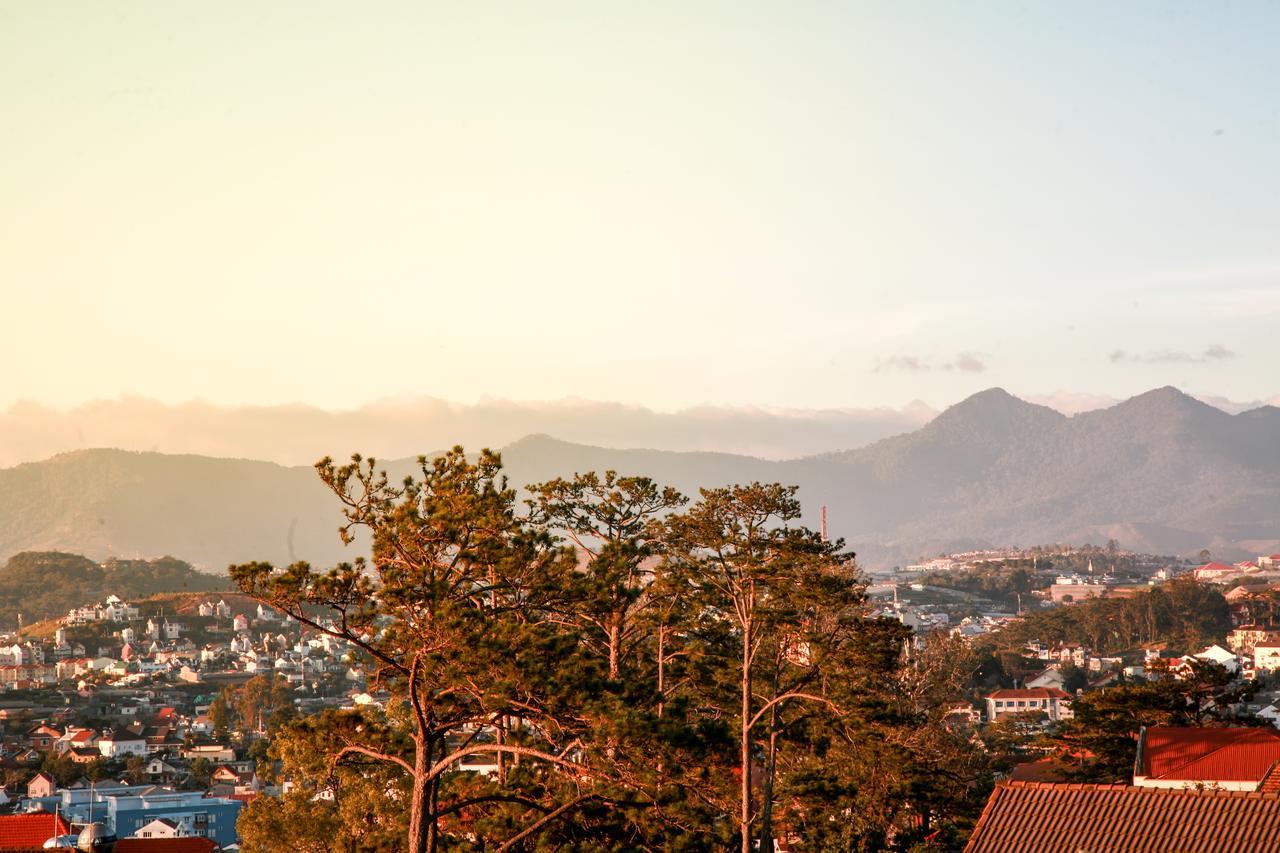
[1112,386,1223,420]
[927,387,1066,432]
[502,433,570,451]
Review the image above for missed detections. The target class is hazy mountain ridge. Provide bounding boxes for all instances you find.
[0,396,936,468]
[0,387,1276,570]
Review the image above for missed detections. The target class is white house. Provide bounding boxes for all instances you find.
[1025,666,1066,690]
[132,817,181,839]
[1193,644,1240,673]
[99,728,148,758]
[1254,643,1280,674]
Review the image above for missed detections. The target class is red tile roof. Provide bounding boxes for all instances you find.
[965,781,1280,852]
[1139,726,1280,784]
[0,812,70,851]
[115,840,220,853]
[1197,562,1235,572]
[986,688,1071,700]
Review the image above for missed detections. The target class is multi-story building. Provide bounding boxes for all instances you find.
[985,688,1073,722]
[33,787,242,848]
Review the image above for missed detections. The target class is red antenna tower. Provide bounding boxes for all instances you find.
[820,505,828,542]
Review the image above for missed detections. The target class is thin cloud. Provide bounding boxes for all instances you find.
[876,355,931,373]
[1109,345,1235,365]
[952,353,988,374]
[876,352,989,374]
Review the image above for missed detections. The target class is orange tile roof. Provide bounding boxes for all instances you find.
[965,782,1280,852]
[1139,726,1280,783]
[0,812,70,851]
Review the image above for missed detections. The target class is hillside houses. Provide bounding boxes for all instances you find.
[67,594,141,625]
[1192,555,1280,585]
[0,591,384,849]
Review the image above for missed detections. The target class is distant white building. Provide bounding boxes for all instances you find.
[66,594,139,625]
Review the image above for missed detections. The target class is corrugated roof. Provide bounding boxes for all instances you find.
[0,812,70,851]
[1140,726,1280,783]
[965,782,1280,852]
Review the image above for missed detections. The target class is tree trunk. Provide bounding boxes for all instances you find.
[740,617,753,853]
[755,688,780,852]
[657,624,666,719]
[497,715,507,784]
[608,611,621,680]
[426,768,440,853]
[408,734,431,853]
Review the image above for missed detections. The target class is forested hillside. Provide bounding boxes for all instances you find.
[0,551,228,627]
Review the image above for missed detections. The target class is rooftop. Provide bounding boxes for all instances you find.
[966,781,1280,852]
[0,812,70,852]
[1138,726,1280,784]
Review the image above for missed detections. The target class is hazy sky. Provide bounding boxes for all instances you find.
[3,2,1277,412]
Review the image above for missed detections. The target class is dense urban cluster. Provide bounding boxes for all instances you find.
[0,582,369,851]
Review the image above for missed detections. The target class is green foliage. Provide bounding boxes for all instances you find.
[1059,663,1089,694]
[984,578,1231,656]
[125,754,147,785]
[228,675,296,736]
[40,750,82,787]
[189,757,212,788]
[1052,660,1261,781]
[232,450,995,852]
[208,692,232,740]
[919,566,1038,610]
[0,551,227,627]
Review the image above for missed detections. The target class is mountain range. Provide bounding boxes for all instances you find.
[0,387,1275,570]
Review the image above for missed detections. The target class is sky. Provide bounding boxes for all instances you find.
[2,1,1278,413]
